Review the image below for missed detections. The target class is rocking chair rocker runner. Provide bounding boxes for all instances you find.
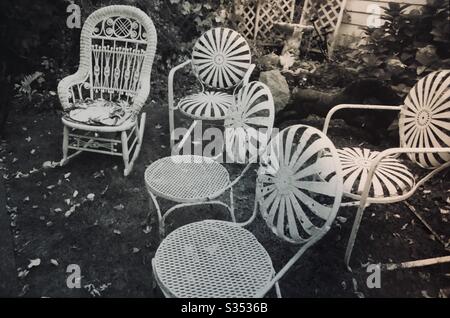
[168,27,255,150]
[58,6,157,176]
[323,70,450,269]
[152,125,344,298]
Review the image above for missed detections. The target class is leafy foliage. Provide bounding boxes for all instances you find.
[343,0,450,94]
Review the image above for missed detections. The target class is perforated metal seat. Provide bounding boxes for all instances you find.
[153,220,274,298]
[152,125,344,298]
[178,91,234,120]
[338,147,415,198]
[145,155,230,203]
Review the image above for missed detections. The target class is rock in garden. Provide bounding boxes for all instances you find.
[259,53,280,70]
[259,70,291,113]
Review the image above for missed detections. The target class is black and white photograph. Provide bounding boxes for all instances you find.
[0,0,449,302]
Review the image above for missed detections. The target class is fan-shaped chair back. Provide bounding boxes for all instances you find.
[257,125,343,244]
[191,28,252,90]
[77,5,157,104]
[224,81,275,164]
[399,70,450,169]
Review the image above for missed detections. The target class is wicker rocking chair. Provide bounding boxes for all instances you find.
[58,5,157,176]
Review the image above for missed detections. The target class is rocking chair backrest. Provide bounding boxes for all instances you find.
[399,70,450,169]
[256,125,343,244]
[223,81,275,164]
[78,5,157,104]
[191,28,252,90]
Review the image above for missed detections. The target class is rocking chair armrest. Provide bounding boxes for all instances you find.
[323,104,402,135]
[357,147,450,208]
[57,70,89,111]
[168,59,192,111]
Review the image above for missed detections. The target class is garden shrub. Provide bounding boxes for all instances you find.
[343,0,450,95]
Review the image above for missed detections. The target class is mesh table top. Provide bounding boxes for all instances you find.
[153,220,275,298]
[145,156,231,202]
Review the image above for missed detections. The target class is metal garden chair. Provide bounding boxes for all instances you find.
[151,125,344,298]
[168,27,255,150]
[58,5,157,176]
[322,70,450,269]
[145,81,274,237]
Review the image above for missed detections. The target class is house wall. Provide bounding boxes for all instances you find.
[338,0,427,45]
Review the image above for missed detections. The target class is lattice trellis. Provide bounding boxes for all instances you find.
[299,0,347,56]
[235,0,296,44]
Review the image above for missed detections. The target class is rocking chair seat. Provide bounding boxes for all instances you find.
[178,91,234,121]
[338,147,415,198]
[62,115,137,132]
[145,155,231,203]
[153,220,274,298]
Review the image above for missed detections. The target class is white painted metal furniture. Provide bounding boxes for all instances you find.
[58,5,157,176]
[152,125,343,298]
[323,70,450,269]
[146,81,274,237]
[168,27,255,149]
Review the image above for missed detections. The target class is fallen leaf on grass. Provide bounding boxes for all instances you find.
[143,226,152,234]
[64,172,71,179]
[50,259,59,266]
[337,216,347,224]
[423,190,431,194]
[114,204,125,211]
[25,137,31,142]
[42,161,59,169]
[65,204,81,218]
[47,185,56,190]
[23,196,30,203]
[15,171,30,179]
[101,186,109,196]
[18,270,29,279]
[93,170,105,179]
[440,208,450,215]
[73,190,79,198]
[113,229,121,235]
[132,248,140,253]
[28,259,41,269]
[87,193,95,201]
[30,149,36,155]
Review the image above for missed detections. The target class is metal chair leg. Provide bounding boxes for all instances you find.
[344,198,369,271]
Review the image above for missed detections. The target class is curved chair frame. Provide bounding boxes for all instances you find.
[168,27,255,150]
[58,5,157,176]
[322,70,450,269]
[151,125,344,298]
[146,81,274,237]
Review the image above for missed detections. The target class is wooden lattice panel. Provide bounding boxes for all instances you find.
[236,1,258,39]
[235,0,296,44]
[299,0,347,55]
